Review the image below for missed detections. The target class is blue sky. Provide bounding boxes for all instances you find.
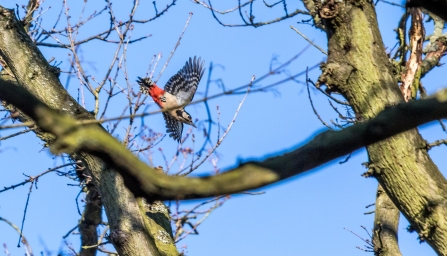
[0,0,444,255]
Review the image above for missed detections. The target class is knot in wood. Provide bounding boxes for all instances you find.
[109,229,129,245]
[319,0,340,19]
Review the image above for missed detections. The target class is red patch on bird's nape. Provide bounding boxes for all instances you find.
[148,84,165,107]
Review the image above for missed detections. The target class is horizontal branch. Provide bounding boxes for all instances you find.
[208,1,309,28]
[2,78,447,200]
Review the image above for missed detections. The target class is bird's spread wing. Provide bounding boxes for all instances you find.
[163,112,183,142]
[164,56,205,105]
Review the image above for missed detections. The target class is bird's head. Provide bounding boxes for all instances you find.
[176,109,196,128]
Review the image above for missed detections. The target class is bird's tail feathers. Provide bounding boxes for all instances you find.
[136,77,156,88]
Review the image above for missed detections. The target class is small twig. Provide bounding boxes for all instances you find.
[306,69,333,130]
[98,247,118,255]
[152,1,158,15]
[282,0,288,16]
[174,195,229,242]
[82,241,110,249]
[237,0,249,25]
[263,0,283,8]
[0,53,310,131]
[62,225,79,239]
[64,240,78,255]
[208,0,308,28]
[0,217,32,254]
[290,26,327,55]
[17,182,34,248]
[438,119,447,132]
[0,162,80,193]
[328,101,352,124]
[0,128,35,141]
[195,62,215,155]
[0,121,34,130]
[308,79,350,105]
[344,227,374,246]
[216,105,221,141]
[339,153,352,164]
[426,139,447,150]
[179,76,254,176]
[155,12,193,82]
[193,0,253,14]
[75,188,83,215]
[98,225,109,245]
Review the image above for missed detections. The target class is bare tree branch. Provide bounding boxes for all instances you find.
[3,78,447,200]
[79,183,102,256]
[0,217,33,254]
[421,11,447,77]
[208,0,309,27]
[0,5,177,255]
[372,185,402,256]
[399,8,424,101]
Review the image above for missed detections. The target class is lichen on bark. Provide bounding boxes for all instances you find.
[312,1,447,254]
[0,5,178,256]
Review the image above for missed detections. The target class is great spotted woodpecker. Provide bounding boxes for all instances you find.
[137,56,205,142]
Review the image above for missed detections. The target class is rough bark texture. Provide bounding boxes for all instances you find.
[311,1,447,254]
[3,0,447,254]
[5,70,447,203]
[79,184,102,256]
[373,185,402,256]
[0,6,178,256]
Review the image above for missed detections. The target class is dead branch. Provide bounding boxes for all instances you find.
[399,8,424,101]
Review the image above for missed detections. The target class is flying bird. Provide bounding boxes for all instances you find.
[137,56,205,142]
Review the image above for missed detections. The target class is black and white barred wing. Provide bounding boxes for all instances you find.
[164,56,205,105]
[163,112,183,142]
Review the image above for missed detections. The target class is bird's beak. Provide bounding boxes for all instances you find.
[191,122,197,128]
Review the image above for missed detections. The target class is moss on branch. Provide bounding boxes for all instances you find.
[0,5,177,255]
[3,79,447,201]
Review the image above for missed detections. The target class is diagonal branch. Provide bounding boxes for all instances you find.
[2,78,447,200]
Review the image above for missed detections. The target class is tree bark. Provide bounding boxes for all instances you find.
[3,1,447,254]
[373,185,401,256]
[4,70,447,201]
[310,1,447,254]
[0,6,178,256]
[79,184,102,256]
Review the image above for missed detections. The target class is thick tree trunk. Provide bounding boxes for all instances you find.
[305,1,447,254]
[0,6,178,256]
